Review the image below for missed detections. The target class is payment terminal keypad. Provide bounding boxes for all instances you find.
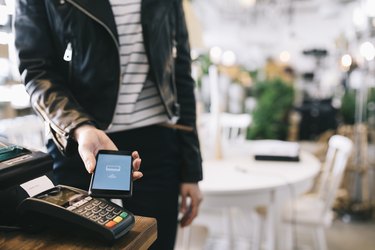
[66,196,128,229]
[17,185,135,242]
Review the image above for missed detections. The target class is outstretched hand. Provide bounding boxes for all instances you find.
[73,124,142,180]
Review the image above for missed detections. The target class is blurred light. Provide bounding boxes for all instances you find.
[0,86,11,102]
[209,46,222,64]
[10,84,30,109]
[360,41,375,61]
[0,58,9,77]
[364,0,375,17]
[372,18,375,27]
[190,49,199,61]
[5,0,15,13]
[353,7,367,29]
[332,98,341,109]
[349,69,363,89]
[279,51,291,63]
[341,54,352,68]
[0,6,9,25]
[0,84,30,109]
[239,0,256,8]
[221,50,236,66]
[0,31,10,44]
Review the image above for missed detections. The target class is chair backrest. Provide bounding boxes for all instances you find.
[317,134,353,214]
[220,112,252,144]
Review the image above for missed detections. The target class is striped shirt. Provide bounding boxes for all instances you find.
[107,0,168,133]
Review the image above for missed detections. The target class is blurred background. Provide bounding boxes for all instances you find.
[0,0,375,249]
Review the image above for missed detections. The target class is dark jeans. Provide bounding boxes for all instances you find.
[48,125,180,250]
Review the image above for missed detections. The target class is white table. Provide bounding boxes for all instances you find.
[198,142,321,250]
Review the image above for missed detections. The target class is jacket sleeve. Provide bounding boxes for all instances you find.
[174,0,203,183]
[14,0,95,154]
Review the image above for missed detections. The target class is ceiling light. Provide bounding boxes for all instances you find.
[360,41,375,61]
[364,0,375,17]
[353,7,367,29]
[209,46,222,64]
[239,0,256,8]
[279,51,291,63]
[221,50,236,66]
[341,54,352,69]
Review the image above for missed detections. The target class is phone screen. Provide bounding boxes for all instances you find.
[89,150,133,198]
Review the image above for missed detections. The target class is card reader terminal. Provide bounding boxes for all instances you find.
[0,141,53,188]
[17,185,135,243]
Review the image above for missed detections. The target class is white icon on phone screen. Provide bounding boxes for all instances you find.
[106,165,121,179]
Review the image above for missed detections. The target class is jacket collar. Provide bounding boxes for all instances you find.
[67,0,118,43]
[66,0,175,42]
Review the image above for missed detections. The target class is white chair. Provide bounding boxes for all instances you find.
[282,135,353,250]
[199,112,252,160]
[219,112,252,144]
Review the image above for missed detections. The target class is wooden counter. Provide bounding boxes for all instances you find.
[0,216,157,250]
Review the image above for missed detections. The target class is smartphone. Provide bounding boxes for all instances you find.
[88,150,133,198]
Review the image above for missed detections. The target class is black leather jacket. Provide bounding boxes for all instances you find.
[14,0,202,182]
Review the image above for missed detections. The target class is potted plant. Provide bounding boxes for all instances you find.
[247,78,294,140]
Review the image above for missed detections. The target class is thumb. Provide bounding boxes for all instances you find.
[79,147,96,173]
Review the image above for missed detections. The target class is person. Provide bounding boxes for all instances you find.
[14,0,203,249]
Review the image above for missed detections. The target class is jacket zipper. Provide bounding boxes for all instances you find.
[63,42,72,62]
[65,0,121,130]
[63,42,73,84]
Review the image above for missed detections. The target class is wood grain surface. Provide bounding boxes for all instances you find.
[0,216,157,250]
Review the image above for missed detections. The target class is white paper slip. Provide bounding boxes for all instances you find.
[251,140,300,157]
[20,175,55,197]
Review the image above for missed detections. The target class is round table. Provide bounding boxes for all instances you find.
[198,142,321,250]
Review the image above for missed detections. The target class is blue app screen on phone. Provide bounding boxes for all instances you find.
[92,154,131,191]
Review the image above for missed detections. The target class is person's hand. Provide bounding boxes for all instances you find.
[130,151,142,180]
[179,183,203,227]
[73,124,142,180]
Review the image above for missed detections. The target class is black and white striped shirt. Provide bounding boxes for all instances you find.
[107,0,168,133]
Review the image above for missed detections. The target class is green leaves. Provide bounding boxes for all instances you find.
[339,88,375,125]
[247,78,294,140]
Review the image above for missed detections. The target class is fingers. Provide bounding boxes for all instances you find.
[179,193,196,227]
[180,199,199,227]
[132,151,141,172]
[131,151,142,180]
[132,151,140,159]
[132,171,143,180]
[185,199,199,226]
[179,194,189,227]
[179,184,203,227]
[133,158,141,171]
[179,193,187,214]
